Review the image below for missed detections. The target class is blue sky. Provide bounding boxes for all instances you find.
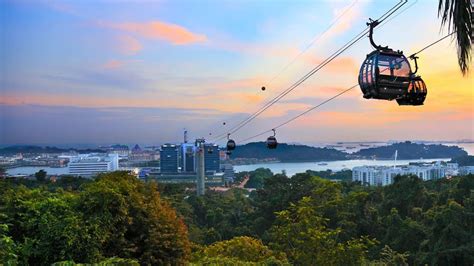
[1,0,472,146]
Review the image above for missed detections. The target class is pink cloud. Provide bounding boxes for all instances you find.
[116,35,142,55]
[106,21,207,45]
[102,59,124,69]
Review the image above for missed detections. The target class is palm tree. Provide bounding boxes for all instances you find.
[438,0,472,75]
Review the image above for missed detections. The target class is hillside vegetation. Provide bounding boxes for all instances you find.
[1,171,473,265]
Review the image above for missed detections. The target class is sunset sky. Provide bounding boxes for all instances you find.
[1,0,473,146]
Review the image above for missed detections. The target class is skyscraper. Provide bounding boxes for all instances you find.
[204,143,220,174]
[160,144,178,173]
[181,143,196,173]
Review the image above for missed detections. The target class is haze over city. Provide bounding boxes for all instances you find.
[1,0,472,146]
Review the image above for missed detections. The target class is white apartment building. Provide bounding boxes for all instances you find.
[353,162,450,186]
[68,154,119,177]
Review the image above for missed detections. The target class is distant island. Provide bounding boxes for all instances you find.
[231,142,347,162]
[231,141,468,162]
[352,141,468,160]
[0,145,105,156]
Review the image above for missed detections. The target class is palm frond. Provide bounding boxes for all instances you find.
[438,0,472,75]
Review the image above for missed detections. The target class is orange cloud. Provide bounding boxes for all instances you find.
[107,21,207,45]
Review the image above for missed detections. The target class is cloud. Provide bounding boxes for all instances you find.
[102,59,124,69]
[116,35,142,55]
[318,0,367,43]
[105,21,207,45]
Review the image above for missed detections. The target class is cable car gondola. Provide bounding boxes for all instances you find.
[266,129,278,149]
[226,134,236,151]
[396,55,427,106]
[358,19,413,103]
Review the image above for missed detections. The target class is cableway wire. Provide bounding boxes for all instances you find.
[266,0,359,86]
[211,0,407,143]
[207,0,359,140]
[237,31,458,143]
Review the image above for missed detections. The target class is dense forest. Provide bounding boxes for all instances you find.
[1,170,473,265]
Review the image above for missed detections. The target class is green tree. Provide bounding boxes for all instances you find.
[417,199,474,265]
[0,171,192,264]
[0,167,6,178]
[1,187,101,264]
[186,188,255,244]
[193,236,288,265]
[35,169,47,182]
[269,197,375,265]
[0,222,18,265]
[438,0,472,75]
[245,168,273,189]
[373,245,409,266]
[78,172,191,264]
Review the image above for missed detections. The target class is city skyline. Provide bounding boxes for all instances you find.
[1,0,473,146]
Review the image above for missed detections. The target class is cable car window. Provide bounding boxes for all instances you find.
[377,55,410,77]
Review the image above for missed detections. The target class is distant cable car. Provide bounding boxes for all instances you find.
[266,129,278,149]
[396,55,427,105]
[226,134,236,151]
[358,19,413,103]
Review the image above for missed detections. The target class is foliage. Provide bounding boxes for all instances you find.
[0,222,18,265]
[237,168,274,189]
[51,257,140,265]
[371,245,409,265]
[438,0,472,74]
[184,189,255,244]
[305,169,352,181]
[269,197,375,265]
[34,169,47,182]
[192,236,288,265]
[0,171,190,265]
[1,170,473,265]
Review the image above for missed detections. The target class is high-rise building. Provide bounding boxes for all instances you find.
[160,144,178,173]
[68,153,119,177]
[221,163,235,182]
[181,143,196,173]
[204,144,220,174]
